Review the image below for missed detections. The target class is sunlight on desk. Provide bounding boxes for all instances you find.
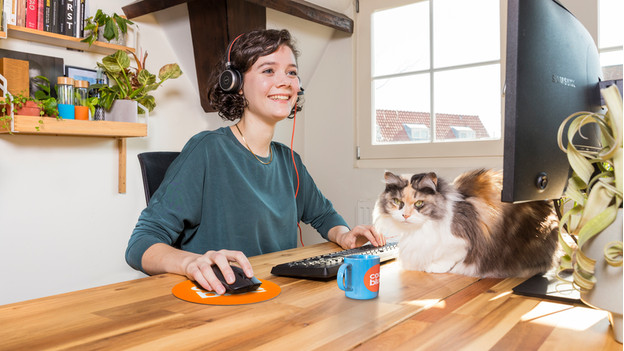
[489,290,512,302]
[520,301,607,330]
[404,298,443,309]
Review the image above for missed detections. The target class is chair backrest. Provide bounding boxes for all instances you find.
[137,151,180,205]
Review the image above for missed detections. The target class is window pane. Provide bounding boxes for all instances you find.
[434,64,501,141]
[372,1,430,77]
[599,0,624,49]
[601,51,623,76]
[433,0,500,68]
[374,73,430,144]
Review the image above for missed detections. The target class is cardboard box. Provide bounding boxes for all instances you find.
[0,58,29,96]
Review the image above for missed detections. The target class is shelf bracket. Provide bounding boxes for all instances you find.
[118,138,127,194]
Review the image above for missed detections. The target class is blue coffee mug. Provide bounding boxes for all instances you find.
[337,254,380,300]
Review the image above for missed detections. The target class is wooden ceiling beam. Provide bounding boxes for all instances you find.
[122,0,353,33]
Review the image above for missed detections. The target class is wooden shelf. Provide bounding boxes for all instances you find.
[5,25,135,55]
[0,115,147,137]
[1,115,146,193]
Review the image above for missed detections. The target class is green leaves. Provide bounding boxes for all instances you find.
[97,50,183,112]
[80,10,134,46]
[159,64,183,81]
[101,50,131,73]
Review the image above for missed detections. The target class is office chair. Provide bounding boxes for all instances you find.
[137,151,181,204]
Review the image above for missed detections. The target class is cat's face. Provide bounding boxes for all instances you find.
[378,172,447,226]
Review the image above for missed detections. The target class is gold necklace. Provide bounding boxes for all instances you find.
[235,123,273,165]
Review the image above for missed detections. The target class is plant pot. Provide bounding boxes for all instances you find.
[14,100,41,116]
[98,28,127,46]
[580,208,623,343]
[106,100,148,123]
[107,100,137,123]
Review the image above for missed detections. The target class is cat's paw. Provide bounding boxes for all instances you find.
[426,261,455,273]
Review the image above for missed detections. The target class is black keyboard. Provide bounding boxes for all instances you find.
[270,242,399,279]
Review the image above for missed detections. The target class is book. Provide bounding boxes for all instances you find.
[25,0,36,29]
[16,0,25,27]
[2,0,12,27]
[57,0,64,34]
[43,0,50,31]
[49,0,57,33]
[8,0,16,25]
[63,0,74,36]
[36,0,42,30]
[75,0,83,37]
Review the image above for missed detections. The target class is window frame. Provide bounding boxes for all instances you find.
[355,0,507,168]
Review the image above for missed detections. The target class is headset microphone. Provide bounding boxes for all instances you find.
[297,76,305,96]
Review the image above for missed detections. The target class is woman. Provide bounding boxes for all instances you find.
[125,29,384,295]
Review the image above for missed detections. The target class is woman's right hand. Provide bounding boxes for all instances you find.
[183,249,254,295]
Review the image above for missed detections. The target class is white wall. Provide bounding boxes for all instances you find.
[0,0,217,304]
[0,0,597,305]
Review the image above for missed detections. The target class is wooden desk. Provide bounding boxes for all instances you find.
[0,243,620,350]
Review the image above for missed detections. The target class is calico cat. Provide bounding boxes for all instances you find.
[373,169,560,278]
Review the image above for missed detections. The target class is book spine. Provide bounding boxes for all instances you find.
[36,0,42,30]
[43,0,50,31]
[63,0,73,36]
[8,0,16,25]
[49,0,57,33]
[76,0,83,37]
[3,0,13,26]
[57,0,64,34]
[16,0,25,27]
[25,0,36,29]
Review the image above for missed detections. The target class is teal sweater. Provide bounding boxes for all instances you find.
[126,127,348,273]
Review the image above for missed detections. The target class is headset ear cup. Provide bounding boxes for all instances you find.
[219,68,242,93]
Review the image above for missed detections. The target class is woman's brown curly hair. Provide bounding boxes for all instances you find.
[207,29,303,121]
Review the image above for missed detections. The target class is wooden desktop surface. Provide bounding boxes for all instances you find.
[0,242,620,350]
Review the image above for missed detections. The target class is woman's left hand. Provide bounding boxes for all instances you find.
[329,225,386,250]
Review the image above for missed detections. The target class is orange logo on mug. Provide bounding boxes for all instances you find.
[364,264,380,292]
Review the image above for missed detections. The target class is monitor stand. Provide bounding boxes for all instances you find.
[512,269,581,304]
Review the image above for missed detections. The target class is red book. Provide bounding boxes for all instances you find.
[37,0,44,30]
[25,0,38,29]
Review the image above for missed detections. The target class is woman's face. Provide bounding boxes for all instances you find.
[242,45,301,123]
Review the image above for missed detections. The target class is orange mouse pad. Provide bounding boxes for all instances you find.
[172,279,281,305]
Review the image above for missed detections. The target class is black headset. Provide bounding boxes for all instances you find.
[219,34,244,93]
[219,33,305,96]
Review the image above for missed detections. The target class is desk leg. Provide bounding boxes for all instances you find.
[118,138,126,194]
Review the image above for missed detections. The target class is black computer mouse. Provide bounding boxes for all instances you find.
[211,265,262,294]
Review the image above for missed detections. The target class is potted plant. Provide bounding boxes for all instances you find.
[31,75,59,118]
[96,50,182,122]
[557,84,622,343]
[12,94,42,116]
[81,9,134,47]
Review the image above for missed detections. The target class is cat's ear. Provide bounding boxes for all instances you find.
[413,172,438,193]
[384,171,403,185]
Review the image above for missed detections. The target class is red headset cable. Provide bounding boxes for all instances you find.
[291,103,303,246]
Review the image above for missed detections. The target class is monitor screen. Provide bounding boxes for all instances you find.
[502,0,603,203]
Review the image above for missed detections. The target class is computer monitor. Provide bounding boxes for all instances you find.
[502,0,603,204]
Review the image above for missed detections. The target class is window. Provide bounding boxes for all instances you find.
[599,0,623,79]
[404,123,430,141]
[356,0,504,165]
